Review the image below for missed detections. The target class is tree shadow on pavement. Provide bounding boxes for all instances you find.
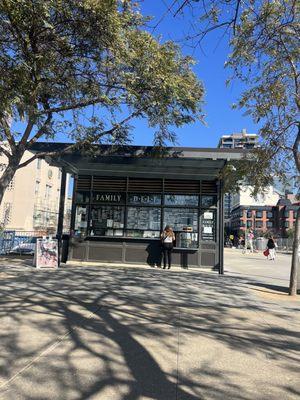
[0,265,299,399]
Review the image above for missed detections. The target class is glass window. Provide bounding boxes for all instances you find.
[35,180,40,195]
[284,210,289,218]
[285,221,289,228]
[294,210,298,219]
[256,211,263,218]
[255,221,263,228]
[128,194,161,205]
[90,206,124,236]
[127,207,161,230]
[247,211,252,218]
[37,159,42,169]
[201,196,217,207]
[176,232,198,248]
[74,205,88,237]
[267,221,273,228]
[45,184,52,200]
[76,191,90,203]
[247,220,252,228]
[164,208,198,232]
[267,211,273,218]
[165,194,198,206]
[126,230,160,238]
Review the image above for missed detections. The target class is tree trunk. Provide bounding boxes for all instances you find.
[0,161,20,205]
[289,208,300,295]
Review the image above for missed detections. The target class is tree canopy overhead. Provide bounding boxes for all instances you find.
[0,0,204,202]
[171,0,299,294]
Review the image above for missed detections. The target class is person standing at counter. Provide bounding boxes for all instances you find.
[161,225,175,269]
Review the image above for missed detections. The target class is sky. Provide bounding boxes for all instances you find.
[128,1,259,148]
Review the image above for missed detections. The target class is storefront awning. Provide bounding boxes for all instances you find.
[30,143,246,180]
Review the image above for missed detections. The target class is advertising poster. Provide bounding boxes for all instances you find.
[36,238,58,269]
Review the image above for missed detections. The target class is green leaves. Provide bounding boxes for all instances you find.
[0,0,203,154]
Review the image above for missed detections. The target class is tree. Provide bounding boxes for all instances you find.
[0,0,204,203]
[171,0,299,295]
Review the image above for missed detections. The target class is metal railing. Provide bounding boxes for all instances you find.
[0,230,44,255]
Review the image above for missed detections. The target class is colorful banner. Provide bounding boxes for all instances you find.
[35,238,58,269]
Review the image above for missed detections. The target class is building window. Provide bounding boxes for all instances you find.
[267,211,273,218]
[165,194,198,206]
[285,221,289,228]
[45,184,52,200]
[294,210,298,219]
[74,205,88,236]
[2,202,12,225]
[247,211,252,218]
[127,207,161,237]
[201,196,217,208]
[256,210,262,218]
[247,220,252,228]
[35,180,40,195]
[255,221,263,228]
[164,208,198,232]
[7,178,15,191]
[90,205,124,237]
[267,221,273,228]
[284,210,290,218]
[37,159,42,169]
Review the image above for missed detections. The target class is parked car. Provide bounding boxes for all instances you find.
[9,237,38,255]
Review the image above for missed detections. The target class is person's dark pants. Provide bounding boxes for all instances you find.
[163,243,173,269]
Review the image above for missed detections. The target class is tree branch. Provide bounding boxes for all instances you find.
[0,115,16,152]
[27,113,52,147]
[18,110,141,169]
[37,96,118,116]
[0,146,12,159]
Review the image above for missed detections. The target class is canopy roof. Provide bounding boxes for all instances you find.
[31,142,247,180]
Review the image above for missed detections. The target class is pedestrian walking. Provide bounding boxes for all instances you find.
[161,225,175,269]
[247,230,254,253]
[266,235,276,260]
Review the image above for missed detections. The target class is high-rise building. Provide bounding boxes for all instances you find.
[218,129,260,226]
[218,128,259,149]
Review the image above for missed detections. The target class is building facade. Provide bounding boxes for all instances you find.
[230,192,299,237]
[218,129,260,227]
[218,129,259,149]
[0,151,68,233]
[32,143,244,270]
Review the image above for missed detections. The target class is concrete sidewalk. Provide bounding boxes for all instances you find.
[0,257,299,399]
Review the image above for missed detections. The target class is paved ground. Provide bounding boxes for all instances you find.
[0,253,299,400]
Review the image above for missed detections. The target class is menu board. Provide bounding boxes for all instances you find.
[164,208,198,231]
[127,207,161,230]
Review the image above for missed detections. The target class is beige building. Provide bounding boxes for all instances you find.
[0,151,70,233]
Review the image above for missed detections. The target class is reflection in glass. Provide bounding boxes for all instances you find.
[76,191,90,203]
[201,196,217,207]
[127,207,161,230]
[74,205,88,236]
[165,194,199,206]
[176,232,198,248]
[128,194,161,205]
[90,206,124,236]
[164,208,198,231]
[126,230,160,238]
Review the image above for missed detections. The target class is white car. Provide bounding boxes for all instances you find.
[9,237,38,255]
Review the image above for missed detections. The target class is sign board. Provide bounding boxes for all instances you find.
[35,238,58,269]
[92,193,125,203]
